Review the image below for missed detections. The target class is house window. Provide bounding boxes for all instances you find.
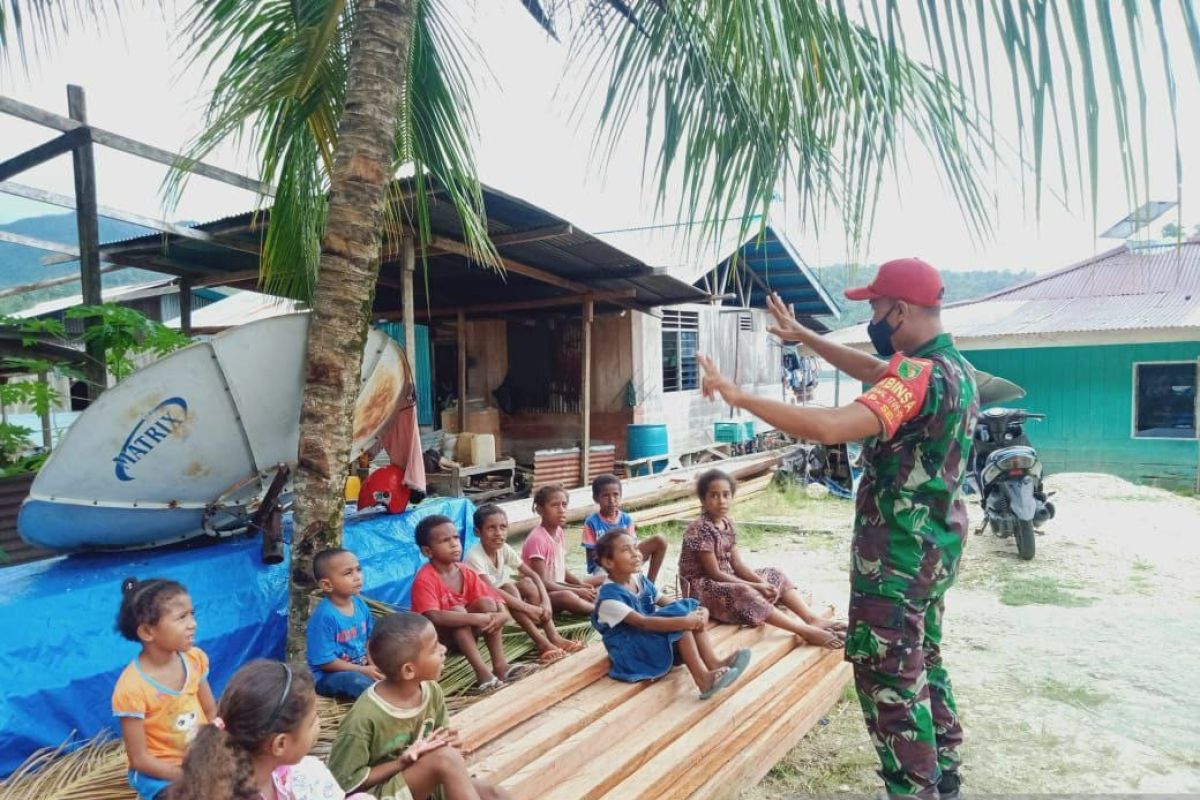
[662,310,699,393]
[1133,361,1197,439]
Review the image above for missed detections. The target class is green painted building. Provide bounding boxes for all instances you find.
[831,241,1200,489]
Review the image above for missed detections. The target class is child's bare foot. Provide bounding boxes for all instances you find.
[795,627,844,649]
[557,639,586,653]
[815,617,848,634]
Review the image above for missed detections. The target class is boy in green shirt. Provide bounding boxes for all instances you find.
[327,613,510,800]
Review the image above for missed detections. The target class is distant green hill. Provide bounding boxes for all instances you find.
[0,212,164,313]
[817,264,1035,328]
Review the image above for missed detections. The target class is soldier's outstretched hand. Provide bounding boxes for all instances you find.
[766,292,812,343]
[699,355,743,406]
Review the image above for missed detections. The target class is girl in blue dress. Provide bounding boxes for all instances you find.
[591,529,750,699]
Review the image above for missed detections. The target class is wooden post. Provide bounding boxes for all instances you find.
[581,299,594,486]
[457,310,467,434]
[38,372,52,450]
[179,279,193,336]
[67,85,106,399]
[402,236,417,373]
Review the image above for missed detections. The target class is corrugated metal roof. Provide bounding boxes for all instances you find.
[92,181,708,314]
[163,290,302,330]
[830,240,1200,346]
[14,278,177,319]
[960,240,1200,302]
[594,221,838,317]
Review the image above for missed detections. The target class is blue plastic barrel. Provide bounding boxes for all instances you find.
[627,423,670,475]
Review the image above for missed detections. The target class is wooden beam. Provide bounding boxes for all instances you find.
[376,289,637,321]
[457,310,467,434]
[38,371,52,450]
[425,235,591,294]
[488,223,574,247]
[191,269,262,288]
[0,127,90,182]
[581,299,593,486]
[0,263,126,299]
[179,279,193,336]
[0,94,274,197]
[703,662,850,798]
[2,182,266,262]
[0,229,91,258]
[401,236,417,375]
[465,626,738,783]
[68,86,107,399]
[505,625,786,800]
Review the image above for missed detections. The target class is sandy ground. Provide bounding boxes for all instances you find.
[642,473,1200,797]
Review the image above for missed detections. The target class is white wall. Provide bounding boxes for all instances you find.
[632,305,791,452]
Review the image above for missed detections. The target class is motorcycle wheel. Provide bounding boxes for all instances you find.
[1016,519,1036,561]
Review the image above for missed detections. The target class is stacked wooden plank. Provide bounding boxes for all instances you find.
[531,445,617,491]
[454,622,849,800]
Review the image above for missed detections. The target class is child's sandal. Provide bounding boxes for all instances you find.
[499,664,538,682]
[471,676,505,694]
[539,648,567,665]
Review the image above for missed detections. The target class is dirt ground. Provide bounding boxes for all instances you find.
[642,473,1200,796]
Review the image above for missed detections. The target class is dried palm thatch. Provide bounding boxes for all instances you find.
[0,603,596,800]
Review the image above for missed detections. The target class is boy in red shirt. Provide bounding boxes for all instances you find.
[410,515,524,692]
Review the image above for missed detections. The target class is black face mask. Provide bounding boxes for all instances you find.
[867,304,902,356]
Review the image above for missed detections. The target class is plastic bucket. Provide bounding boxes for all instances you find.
[626,424,669,475]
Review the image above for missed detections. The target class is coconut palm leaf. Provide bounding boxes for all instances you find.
[166,0,498,302]
[574,0,1200,249]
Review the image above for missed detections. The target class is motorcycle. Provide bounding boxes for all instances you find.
[969,407,1055,560]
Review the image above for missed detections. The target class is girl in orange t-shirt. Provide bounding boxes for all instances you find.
[111,577,217,800]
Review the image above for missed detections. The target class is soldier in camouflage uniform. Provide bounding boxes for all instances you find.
[698,258,977,800]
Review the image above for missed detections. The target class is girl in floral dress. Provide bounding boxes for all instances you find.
[678,469,845,648]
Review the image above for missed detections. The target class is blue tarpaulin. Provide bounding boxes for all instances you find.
[0,497,475,777]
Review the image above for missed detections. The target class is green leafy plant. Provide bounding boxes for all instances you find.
[0,305,191,476]
[65,304,192,383]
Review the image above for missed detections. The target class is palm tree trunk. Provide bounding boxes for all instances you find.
[286,0,414,661]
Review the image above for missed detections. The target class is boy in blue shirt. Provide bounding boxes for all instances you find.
[582,474,668,581]
[306,547,383,698]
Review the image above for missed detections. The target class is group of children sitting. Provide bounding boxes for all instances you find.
[111,470,843,800]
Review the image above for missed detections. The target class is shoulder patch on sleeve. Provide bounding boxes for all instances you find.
[855,354,934,439]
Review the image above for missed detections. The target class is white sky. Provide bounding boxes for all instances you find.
[1,2,1197,274]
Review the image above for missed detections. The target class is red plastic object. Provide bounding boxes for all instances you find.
[357,465,411,514]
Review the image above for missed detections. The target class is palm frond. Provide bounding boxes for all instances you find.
[575,1,995,255]
[0,1,123,68]
[573,0,1200,254]
[166,0,350,301]
[393,0,498,283]
[169,0,499,301]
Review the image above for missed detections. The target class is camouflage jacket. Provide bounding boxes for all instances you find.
[851,334,978,601]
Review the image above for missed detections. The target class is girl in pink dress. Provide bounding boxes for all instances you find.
[678,469,845,648]
[168,660,374,800]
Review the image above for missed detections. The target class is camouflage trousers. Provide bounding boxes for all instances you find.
[844,591,963,800]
